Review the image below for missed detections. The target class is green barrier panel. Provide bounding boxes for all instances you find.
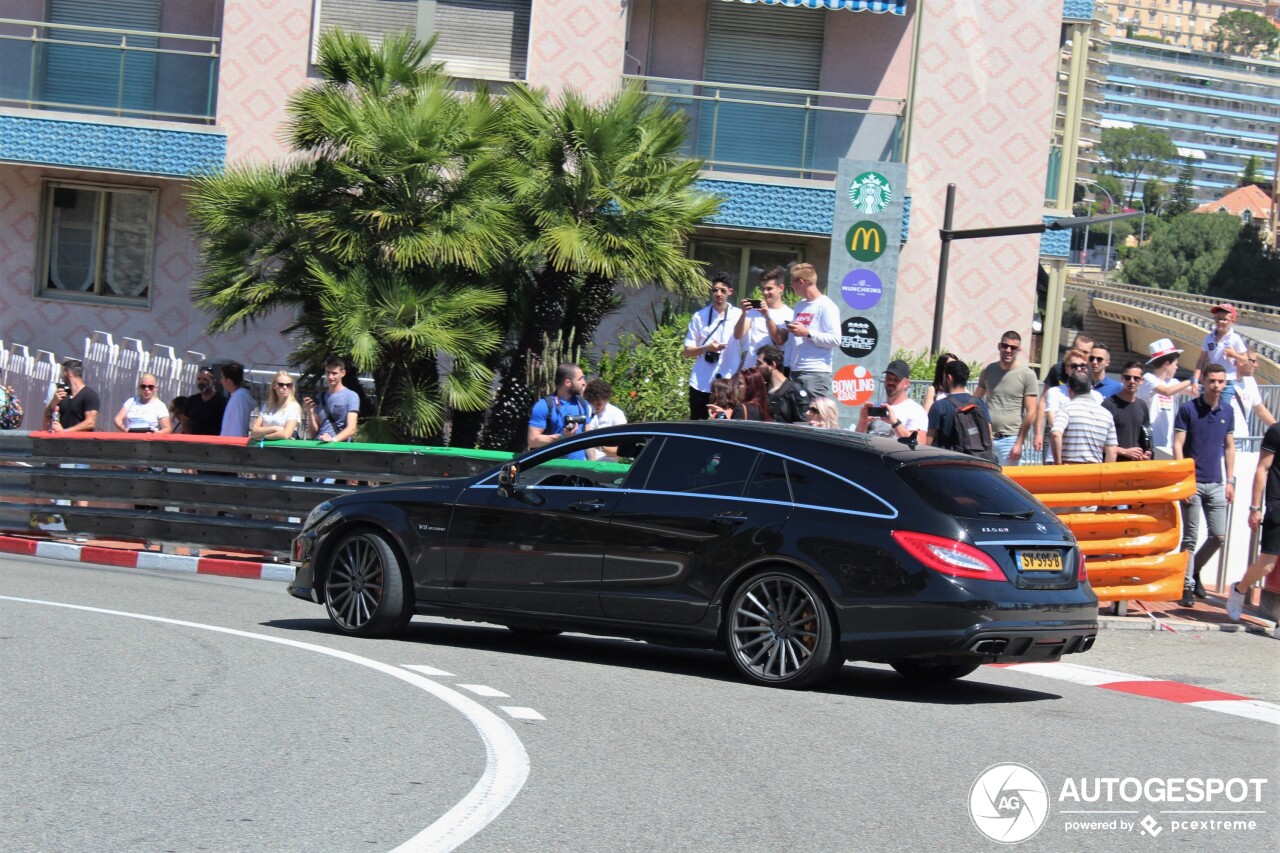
[263,439,515,462]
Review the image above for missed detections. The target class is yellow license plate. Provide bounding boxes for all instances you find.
[1018,549,1063,572]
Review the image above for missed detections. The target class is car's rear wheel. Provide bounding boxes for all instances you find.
[726,570,841,689]
[323,530,411,637]
[889,658,982,681]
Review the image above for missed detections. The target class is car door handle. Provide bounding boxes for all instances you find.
[712,511,747,525]
[569,499,608,513]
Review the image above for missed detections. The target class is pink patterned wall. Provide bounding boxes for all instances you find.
[528,0,628,101]
[0,166,293,368]
[895,0,1058,359]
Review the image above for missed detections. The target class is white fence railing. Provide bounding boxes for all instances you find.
[1,331,296,433]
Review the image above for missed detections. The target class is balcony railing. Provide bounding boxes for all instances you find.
[624,74,906,181]
[0,18,219,124]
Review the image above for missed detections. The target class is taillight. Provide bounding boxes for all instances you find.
[1078,554,1088,582]
[891,530,1004,581]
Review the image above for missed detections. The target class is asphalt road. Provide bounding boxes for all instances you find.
[2,554,1277,853]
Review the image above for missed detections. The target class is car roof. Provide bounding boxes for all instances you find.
[584,419,976,469]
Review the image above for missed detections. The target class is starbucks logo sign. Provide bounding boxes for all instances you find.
[848,171,893,215]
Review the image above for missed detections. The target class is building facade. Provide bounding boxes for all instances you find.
[1,0,1077,392]
[1097,0,1276,52]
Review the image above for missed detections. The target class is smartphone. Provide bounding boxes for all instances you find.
[867,405,889,418]
[750,299,764,310]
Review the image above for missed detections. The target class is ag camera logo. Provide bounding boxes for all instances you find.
[970,763,1050,843]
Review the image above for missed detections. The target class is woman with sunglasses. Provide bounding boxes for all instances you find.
[805,397,840,429]
[114,374,171,433]
[250,371,302,441]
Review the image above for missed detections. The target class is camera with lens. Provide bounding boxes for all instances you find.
[563,415,588,427]
[703,351,719,364]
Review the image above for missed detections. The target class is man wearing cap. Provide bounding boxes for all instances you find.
[1138,338,1192,460]
[1192,303,1247,406]
[854,359,926,442]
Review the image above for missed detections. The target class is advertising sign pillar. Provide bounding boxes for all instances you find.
[828,160,908,428]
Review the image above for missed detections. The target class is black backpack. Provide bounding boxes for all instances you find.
[942,396,997,462]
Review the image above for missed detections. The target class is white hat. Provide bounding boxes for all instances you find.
[1146,338,1183,364]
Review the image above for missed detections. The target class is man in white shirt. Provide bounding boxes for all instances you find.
[853,359,926,443]
[682,274,742,419]
[584,378,627,460]
[1138,338,1192,460]
[1191,303,1247,405]
[1231,345,1276,430]
[734,267,792,368]
[778,262,840,399]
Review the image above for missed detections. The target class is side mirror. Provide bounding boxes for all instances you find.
[496,461,519,498]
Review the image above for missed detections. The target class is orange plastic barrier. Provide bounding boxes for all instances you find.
[1006,459,1196,603]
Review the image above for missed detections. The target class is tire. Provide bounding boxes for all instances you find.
[889,658,982,682]
[725,570,841,689]
[323,530,412,638]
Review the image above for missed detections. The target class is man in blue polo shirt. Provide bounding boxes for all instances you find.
[528,363,592,460]
[1172,363,1236,608]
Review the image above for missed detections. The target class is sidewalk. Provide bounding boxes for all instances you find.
[1098,593,1277,637]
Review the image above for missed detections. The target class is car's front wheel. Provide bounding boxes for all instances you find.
[889,658,982,681]
[726,570,841,689]
[323,530,411,638]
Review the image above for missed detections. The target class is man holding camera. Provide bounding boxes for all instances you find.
[528,363,592,459]
[683,273,742,419]
[854,359,926,442]
[43,358,99,433]
[734,267,792,368]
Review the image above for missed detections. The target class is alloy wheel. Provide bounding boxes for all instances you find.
[729,572,833,686]
[325,533,388,632]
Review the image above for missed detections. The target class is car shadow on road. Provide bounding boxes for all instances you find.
[262,617,1064,704]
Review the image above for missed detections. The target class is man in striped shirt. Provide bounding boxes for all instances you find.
[1051,371,1118,464]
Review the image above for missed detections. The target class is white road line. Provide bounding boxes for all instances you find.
[1188,700,1280,725]
[456,684,510,698]
[500,707,545,721]
[403,664,456,678]
[1000,661,1156,685]
[0,594,529,853]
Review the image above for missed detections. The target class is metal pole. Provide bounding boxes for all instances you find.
[931,183,956,356]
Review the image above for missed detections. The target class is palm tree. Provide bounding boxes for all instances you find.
[189,29,516,440]
[474,83,720,451]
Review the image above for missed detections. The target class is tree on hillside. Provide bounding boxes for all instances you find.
[1214,10,1279,57]
[1240,155,1262,187]
[189,30,514,441]
[1098,126,1177,206]
[1121,213,1243,293]
[471,84,720,452]
[1165,160,1197,217]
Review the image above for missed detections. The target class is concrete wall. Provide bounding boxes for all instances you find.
[894,0,1060,361]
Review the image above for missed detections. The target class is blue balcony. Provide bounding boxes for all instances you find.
[0,17,219,124]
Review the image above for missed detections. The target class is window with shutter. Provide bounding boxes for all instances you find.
[43,0,161,116]
[699,1,825,175]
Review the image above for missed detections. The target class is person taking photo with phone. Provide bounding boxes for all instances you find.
[733,267,792,368]
[854,360,926,443]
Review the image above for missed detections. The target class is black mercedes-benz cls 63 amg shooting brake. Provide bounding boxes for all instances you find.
[289,421,1097,689]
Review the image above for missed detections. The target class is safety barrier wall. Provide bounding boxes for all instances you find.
[3,434,1270,612]
[1005,459,1196,603]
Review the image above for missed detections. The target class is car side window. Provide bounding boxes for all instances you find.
[641,437,757,497]
[787,462,887,515]
[745,453,791,503]
[517,435,652,489]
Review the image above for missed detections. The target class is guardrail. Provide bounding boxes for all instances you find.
[0,17,219,123]
[623,73,905,179]
[1068,277,1280,330]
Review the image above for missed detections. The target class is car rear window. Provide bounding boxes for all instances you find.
[897,461,1041,519]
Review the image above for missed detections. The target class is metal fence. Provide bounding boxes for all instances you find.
[0,331,296,435]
